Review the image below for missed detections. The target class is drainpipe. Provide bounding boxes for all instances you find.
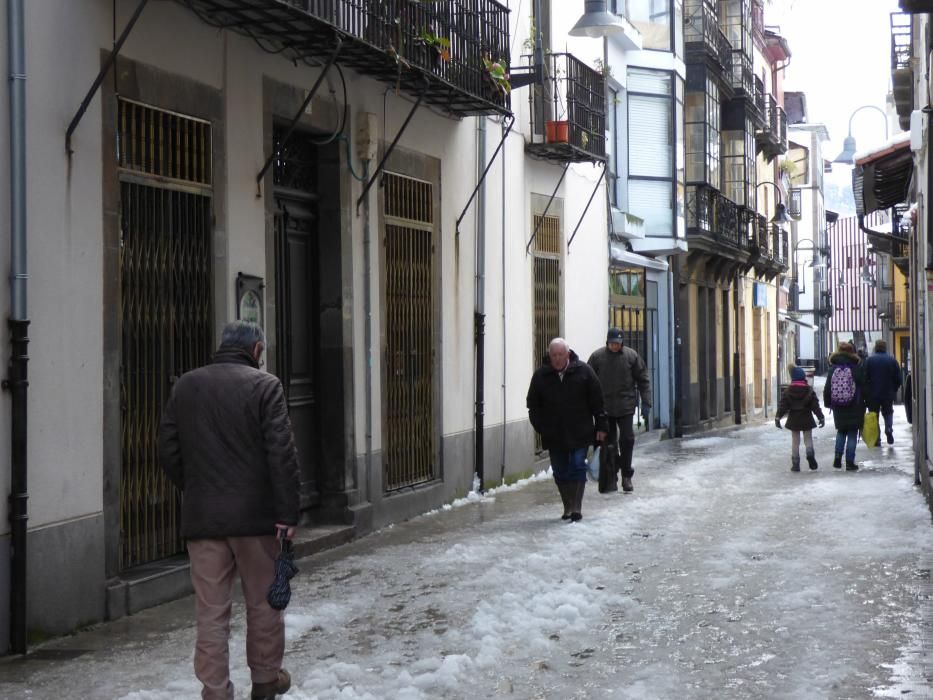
[7,0,29,655]
[499,118,507,484]
[474,118,486,492]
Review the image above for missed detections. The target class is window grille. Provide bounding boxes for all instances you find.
[118,99,213,569]
[384,173,437,490]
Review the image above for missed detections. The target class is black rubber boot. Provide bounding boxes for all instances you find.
[556,481,573,520]
[570,481,585,521]
[845,460,859,471]
[833,454,842,469]
[806,450,818,470]
[791,457,800,472]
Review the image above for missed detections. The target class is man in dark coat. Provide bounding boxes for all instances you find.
[527,337,607,521]
[864,339,902,444]
[587,328,651,493]
[160,321,299,700]
[823,341,869,471]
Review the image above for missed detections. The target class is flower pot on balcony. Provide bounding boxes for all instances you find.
[545,120,569,144]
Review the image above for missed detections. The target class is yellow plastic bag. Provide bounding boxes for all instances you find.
[862,411,880,448]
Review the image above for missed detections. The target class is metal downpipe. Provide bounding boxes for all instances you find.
[7,0,30,655]
[474,117,487,492]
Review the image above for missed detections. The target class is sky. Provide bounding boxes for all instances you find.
[768,0,903,191]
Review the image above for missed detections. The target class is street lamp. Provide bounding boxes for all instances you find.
[792,238,828,294]
[569,0,630,37]
[833,105,890,164]
[757,180,793,225]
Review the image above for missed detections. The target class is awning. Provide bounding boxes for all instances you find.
[610,243,670,272]
[852,133,912,216]
[779,311,815,330]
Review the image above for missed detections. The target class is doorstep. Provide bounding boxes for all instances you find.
[105,524,355,621]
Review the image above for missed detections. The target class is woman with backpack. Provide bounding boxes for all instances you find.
[823,341,869,471]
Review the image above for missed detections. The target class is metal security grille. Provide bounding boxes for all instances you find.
[118,98,212,185]
[119,99,213,569]
[384,173,436,491]
[533,214,561,452]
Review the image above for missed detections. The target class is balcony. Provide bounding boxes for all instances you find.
[891,12,913,130]
[756,95,787,158]
[176,0,511,117]
[686,186,751,259]
[526,53,606,164]
[684,0,733,78]
[881,301,910,328]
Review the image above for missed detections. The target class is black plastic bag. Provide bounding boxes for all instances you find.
[267,537,298,611]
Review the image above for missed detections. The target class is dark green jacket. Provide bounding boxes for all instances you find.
[587,344,651,416]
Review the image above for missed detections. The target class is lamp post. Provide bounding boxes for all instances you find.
[791,238,827,295]
[756,180,793,225]
[569,0,630,37]
[833,105,890,164]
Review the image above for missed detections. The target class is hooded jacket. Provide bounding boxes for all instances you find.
[777,381,824,431]
[823,351,868,432]
[587,344,651,416]
[527,350,608,450]
[159,346,300,539]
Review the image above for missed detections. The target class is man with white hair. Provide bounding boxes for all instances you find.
[527,338,608,521]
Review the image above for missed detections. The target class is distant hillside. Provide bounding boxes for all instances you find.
[823,180,856,216]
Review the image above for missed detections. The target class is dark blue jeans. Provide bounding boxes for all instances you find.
[834,428,859,462]
[867,398,895,435]
[549,448,588,483]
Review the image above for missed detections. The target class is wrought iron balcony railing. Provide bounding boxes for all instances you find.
[684,0,733,73]
[756,95,787,156]
[754,76,766,118]
[526,53,606,163]
[729,50,754,98]
[772,224,787,266]
[776,104,787,150]
[177,0,511,117]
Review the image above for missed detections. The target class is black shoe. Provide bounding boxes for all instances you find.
[252,669,291,700]
[833,455,842,469]
[791,458,800,472]
[845,460,859,471]
[807,454,819,470]
[561,514,571,520]
[887,432,894,445]
[621,477,634,492]
[570,512,582,522]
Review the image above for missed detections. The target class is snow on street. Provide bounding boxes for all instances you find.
[1,407,931,699]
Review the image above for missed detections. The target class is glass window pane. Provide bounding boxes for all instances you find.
[629,0,672,50]
[629,180,673,235]
[629,95,672,178]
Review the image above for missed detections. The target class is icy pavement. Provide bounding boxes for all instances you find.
[2,407,932,699]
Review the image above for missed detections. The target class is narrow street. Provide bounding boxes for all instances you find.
[2,406,931,699]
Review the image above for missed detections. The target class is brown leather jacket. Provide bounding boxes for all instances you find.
[159,347,300,539]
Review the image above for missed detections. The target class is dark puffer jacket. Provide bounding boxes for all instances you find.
[776,383,824,431]
[159,347,300,539]
[823,351,868,432]
[587,344,651,417]
[527,351,608,450]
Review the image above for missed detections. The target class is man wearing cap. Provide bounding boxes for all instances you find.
[587,329,651,493]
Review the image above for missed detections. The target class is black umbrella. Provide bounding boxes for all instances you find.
[267,537,299,611]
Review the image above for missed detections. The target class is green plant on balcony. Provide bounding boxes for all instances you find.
[482,54,512,96]
[416,28,451,63]
[593,58,612,79]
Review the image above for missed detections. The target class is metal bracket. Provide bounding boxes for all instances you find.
[456,114,515,237]
[256,36,343,196]
[66,0,151,156]
[356,79,429,215]
[525,164,569,255]
[567,164,607,250]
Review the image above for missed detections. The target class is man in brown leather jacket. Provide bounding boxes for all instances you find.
[160,321,299,700]
[588,328,651,493]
